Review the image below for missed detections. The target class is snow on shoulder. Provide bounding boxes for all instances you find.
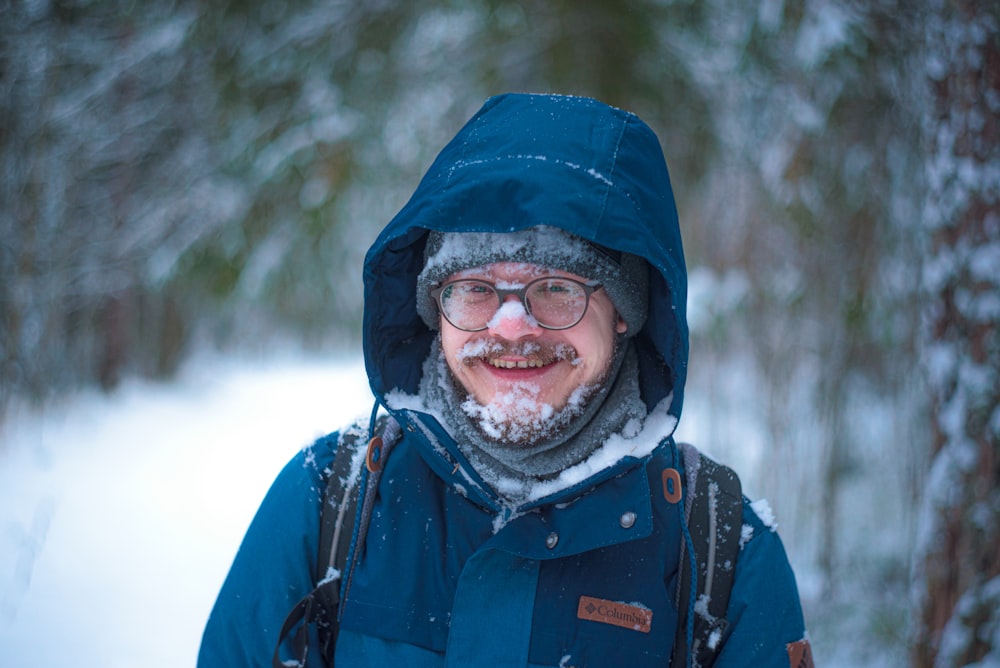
[739,499,779,550]
[750,498,779,531]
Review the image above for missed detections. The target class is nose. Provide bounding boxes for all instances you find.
[487,296,543,340]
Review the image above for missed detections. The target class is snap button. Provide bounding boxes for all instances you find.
[545,532,559,549]
[620,511,637,529]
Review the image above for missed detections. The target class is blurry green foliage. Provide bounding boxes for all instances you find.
[1,0,924,412]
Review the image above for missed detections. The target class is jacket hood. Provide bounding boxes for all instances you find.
[362,93,688,423]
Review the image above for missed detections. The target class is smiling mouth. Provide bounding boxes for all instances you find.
[459,341,578,370]
[487,358,552,369]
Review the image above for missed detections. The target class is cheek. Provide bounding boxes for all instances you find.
[563,331,613,382]
[588,335,618,376]
[439,327,464,371]
[577,303,619,367]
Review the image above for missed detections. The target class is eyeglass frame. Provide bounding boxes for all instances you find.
[429,277,604,332]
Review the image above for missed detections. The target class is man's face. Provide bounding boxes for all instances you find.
[438,262,626,439]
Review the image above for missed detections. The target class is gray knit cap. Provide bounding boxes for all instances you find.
[415,226,648,337]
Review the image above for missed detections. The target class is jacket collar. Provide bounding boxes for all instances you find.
[392,405,670,515]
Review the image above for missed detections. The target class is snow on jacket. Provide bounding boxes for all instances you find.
[198,93,808,667]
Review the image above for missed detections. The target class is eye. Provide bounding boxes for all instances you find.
[530,280,561,294]
[531,279,578,299]
[450,281,495,303]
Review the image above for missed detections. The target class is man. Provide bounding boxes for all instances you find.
[199,93,810,667]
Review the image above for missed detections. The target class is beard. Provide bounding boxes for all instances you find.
[459,380,601,445]
[416,335,644,489]
[452,338,609,446]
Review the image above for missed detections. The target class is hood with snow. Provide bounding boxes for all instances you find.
[362,92,688,438]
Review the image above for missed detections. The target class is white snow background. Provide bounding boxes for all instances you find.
[0,353,374,667]
[1,350,898,666]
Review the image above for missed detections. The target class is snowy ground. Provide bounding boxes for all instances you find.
[0,351,899,666]
[0,353,375,667]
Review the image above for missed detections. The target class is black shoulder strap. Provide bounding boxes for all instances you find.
[316,418,376,594]
[671,443,744,668]
[312,416,380,658]
[272,414,396,668]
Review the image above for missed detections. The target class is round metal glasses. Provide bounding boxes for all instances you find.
[430,277,603,332]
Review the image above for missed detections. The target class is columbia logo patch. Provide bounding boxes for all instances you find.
[577,595,652,633]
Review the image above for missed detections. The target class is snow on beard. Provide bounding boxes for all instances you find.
[454,338,598,446]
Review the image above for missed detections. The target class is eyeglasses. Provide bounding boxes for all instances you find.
[430,277,603,332]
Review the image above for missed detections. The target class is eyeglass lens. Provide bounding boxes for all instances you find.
[439,278,590,331]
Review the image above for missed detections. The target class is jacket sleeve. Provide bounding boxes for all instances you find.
[714,499,810,668]
[197,436,337,668]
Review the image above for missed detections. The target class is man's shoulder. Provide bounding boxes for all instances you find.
[293,415,371,482]
[739,497,783,550]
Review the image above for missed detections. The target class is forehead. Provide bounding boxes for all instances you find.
[448,262,589,283]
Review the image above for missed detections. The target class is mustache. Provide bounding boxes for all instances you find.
[456,339,579,367]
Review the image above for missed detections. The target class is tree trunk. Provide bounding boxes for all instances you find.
[913,2,1000,666]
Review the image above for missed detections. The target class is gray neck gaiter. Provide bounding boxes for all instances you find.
[419,337,646,498]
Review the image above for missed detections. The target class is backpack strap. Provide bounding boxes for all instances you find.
[671,443,743,668]
[338,415,402,616]
[272,414,398,668]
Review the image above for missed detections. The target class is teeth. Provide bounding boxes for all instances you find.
[488,359,548,369]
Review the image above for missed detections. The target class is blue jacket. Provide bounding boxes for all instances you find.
[199,93,807,667]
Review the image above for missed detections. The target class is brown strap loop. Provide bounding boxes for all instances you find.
[365,436,384,472]
[662,468,683,503]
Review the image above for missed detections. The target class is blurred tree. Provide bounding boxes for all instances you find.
[1,0,227,405]
[0,0,715,408]
[639,0,927,600]
[912,1,1000,666]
